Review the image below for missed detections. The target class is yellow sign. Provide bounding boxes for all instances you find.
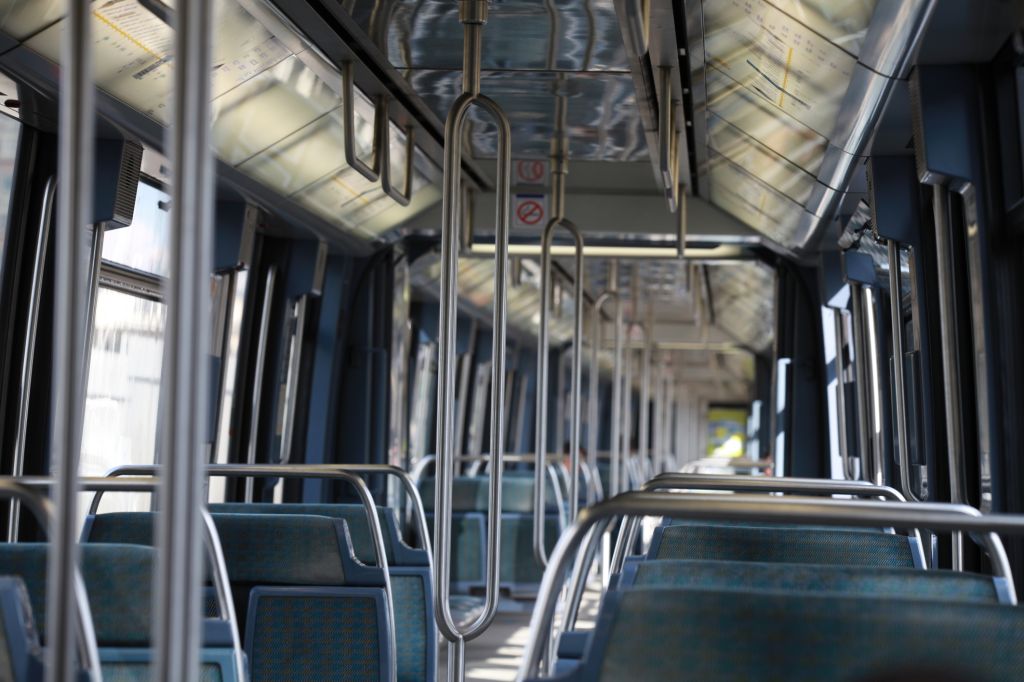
[707,407,749,458]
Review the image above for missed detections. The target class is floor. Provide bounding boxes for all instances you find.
[437,577,604,681]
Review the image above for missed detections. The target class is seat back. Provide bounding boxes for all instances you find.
[624,559,1008,603]
[649,523,919,567]
[575,586,1024,681]
[0,544,237,681]
[0,576,42,682]
[209,504,434,681]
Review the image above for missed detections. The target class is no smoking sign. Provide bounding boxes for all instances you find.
[513,194,547,230]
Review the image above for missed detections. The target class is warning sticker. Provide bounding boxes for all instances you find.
[513,194,547,230]
[515,159,548,186]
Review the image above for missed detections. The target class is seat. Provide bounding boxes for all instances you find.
[0,543,237,681]
[82,512,392,682]
[210,502,434,682]
[0,577,42,682]
[420,474,562,597]
[622,559,1009,603]
[648,522,923,568]
[545,586,1024,681]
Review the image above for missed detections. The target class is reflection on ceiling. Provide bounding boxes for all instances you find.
[0,0,441,241]
[344,0,648,162]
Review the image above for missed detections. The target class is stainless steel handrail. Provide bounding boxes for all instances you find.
[658,67,680,212]
[0,479,101,680]
[588,292,617,482]
[609,263,624,498]
[888,239,920,502]
[20,476,246,682]
[380,97,415,206]
[436,3,511,677]
[245,265,276,503]
[342,62,381,183]
[933,184,965,569]
[50,0,94,677]
[833,309,854,482]
[8,175,56,542]
[91,464,400,682]
[560,474,924,635]
[154,1,217,678]
[609,475,918,576]
[535,216,584,566]
[849,285,870,482]
[520,491,1024,679]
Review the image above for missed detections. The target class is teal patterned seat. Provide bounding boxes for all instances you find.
[82,512,391,682]
[625,559,1007,603]
[422,474,564,597]
[0,544,239,681]
[210,503,433,682]
[0,576,42,682]
[550,586,1024,681]
[649,522,918,567]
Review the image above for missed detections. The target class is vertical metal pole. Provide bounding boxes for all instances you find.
[638,300,652,475]
[850,283,871,482]
[863,286,886,485]
[154,0,214,679]
[932,184,964,569]
[9,176,55,541]
[888,240,919,500]
[833,309,852,481]
[622,333,633,489]
[609,261,622,496]
[245,266,277,503]
[589,292,615,493]
[47,1,93,679]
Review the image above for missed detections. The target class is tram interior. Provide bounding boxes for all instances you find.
[0,0,1020,680]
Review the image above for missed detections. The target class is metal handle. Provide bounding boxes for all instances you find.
[380,98,415,206]
[520,491,1023,680]
[658,67,680,212]
[8,175,56,543]
[564,473,920,634]
[90,464,401,682]
[434,3,512,668]
[343,62,382,183]
[609,474,918,575]
[535,218,585,566]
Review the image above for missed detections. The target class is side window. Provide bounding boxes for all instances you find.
[0,113,20,273]
[80,180,168,513]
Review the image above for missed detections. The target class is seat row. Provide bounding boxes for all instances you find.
[0,500,434,682]
[536,499,1024,681]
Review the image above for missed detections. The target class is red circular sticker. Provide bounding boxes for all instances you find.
[516,199,545,226]
[516,160,545,183]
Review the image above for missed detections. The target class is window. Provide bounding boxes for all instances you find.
[81,179,168,513]
[0,112,20,274]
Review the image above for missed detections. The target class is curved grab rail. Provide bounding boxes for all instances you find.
[608,475,917,577]
[89,464,398,682]
[433,4,512,673]
[342,62,381,183]
[380,97,414,206]
[0,478,102,680]
[520,492,1024,679]
[535,217,585,566]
